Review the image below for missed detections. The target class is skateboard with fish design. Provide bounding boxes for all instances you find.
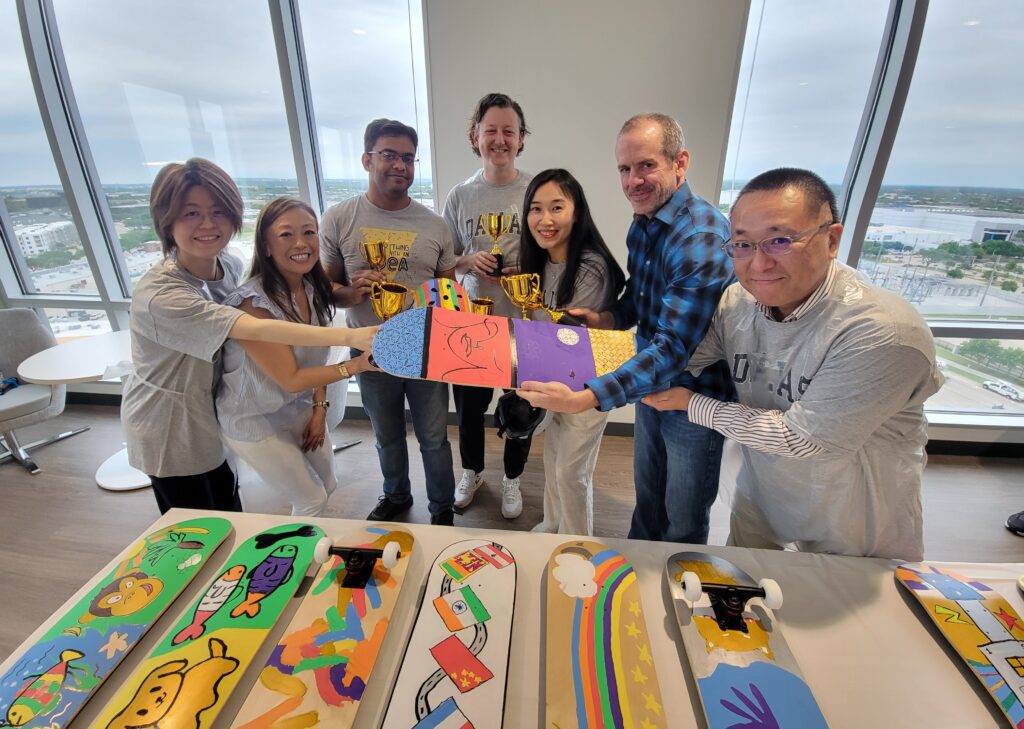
[0,517,232,728]
[233,526,415,728]
[93,523,325,729]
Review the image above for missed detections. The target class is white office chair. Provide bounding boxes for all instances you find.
[0,308,88,474]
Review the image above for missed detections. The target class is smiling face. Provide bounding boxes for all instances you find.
[170,185,234,272]
[615,120,689,217]
[471,105,523,171]
[527,181,576,263]
[263,207,319,283]
[363,134,415,203]
[730,186,841,318]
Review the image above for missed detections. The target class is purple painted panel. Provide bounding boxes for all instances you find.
[512,320,596,391]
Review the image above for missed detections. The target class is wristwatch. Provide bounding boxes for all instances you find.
[337,361,352,379]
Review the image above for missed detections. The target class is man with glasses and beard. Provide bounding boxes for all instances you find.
[643,167,943,561]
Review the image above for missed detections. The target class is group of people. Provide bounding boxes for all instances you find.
[122,92,943,562]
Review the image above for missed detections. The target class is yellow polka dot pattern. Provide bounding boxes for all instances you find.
[588,329,636,377]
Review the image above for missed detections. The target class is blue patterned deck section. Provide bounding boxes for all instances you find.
[699,662,828,729]
[372,307,426,378]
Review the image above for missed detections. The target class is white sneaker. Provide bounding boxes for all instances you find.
[454,469,484,509]
[501,476,523,519]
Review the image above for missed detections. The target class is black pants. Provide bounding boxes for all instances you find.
[149,460,243,515]
[452,385,532,478]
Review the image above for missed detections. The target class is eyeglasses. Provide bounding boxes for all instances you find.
[368,150,418,166]
[722,221,834,259]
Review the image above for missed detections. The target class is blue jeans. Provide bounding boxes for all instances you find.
[358,370,456,515]
[629,403,724,543]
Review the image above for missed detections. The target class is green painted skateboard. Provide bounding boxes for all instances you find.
[0,517,232,728]
[93,523,325,729]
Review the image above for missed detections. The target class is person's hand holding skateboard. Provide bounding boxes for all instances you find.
[565,307,614,329]
[518,380,598,413]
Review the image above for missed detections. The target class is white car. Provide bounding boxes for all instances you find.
[983,380,1023,402]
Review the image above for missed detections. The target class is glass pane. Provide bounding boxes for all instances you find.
[928,338,1024,414]
[43,307,113,343]
[857,2,1024,321]
[0,3,97,295]
[720,0,889,209]
[300,0,433,209]
[52,0,300,285]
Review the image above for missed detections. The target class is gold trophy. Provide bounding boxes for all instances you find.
[480,212,512,275]
[360,239,388,273]
[370,281,408,321]
[470,297,494,315]
[500,272,541,320]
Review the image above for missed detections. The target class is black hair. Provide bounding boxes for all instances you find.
[738,167,839,222]
[518,169,625,309]
[364,118,418,152]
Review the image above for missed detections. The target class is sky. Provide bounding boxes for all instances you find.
[1,0,1021,190]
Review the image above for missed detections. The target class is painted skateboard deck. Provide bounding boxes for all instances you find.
[233,526,416,728]
[372,306,637,391]
[93,523,325,729]
[895,563,1024,727]
[381,539,516,728]
[411,278,470,311]
[667,552,827,729]
[546,540,668,729]
[0,518,231,728]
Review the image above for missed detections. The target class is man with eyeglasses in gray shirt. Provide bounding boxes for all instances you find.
[643,167,943,561]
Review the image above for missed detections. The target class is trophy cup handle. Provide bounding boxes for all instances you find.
[370,280,385,320]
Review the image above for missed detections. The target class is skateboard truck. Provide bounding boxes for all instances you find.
[681,572,783,632]
[314,538,401,589]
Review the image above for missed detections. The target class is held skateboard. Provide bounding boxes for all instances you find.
[545,540,668,729]
[233,526,415,728]
[93,523,326,729]
[666,552,828,729]
[0,518,232,729]
[410,277,471,311]
[371,306,637,391]
[895,563,1024,727]
[381,539,516,728]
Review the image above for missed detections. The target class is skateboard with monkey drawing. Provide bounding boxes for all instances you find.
[233,526,415,729]
[92,523,325,729]
[0,517,231,729]
[372,306,637,391]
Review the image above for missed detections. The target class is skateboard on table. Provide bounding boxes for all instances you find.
[546,540,668,729]
[895,563,1024,727]
[0,517,231,729]
[371,306,637,391]
[92,523,326,729]
[380,539,516,728]
[233,526,415,728]
[667,552,828,729]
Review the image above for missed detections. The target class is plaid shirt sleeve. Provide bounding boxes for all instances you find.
[609,275,638,329]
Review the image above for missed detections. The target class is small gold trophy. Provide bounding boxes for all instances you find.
[501,272,541,320]
[480,212,512,275]
[470,297,494,315]
[370,281,408,321]
[360,239,388,273]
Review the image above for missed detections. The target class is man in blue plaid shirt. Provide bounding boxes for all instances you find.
[519,114,735,543]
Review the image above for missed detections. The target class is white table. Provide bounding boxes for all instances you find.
[18,329,150,491]
[4,510,1021,728]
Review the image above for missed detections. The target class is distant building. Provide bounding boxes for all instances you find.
[870,207,1024,248]
[15,221,77,257]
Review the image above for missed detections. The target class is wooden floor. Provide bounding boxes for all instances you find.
[0,403,1020,658]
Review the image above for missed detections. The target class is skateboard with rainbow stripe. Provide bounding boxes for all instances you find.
[545,540,667,728]
[381,539,516,728]
[232,526,415,728]
[0,517,231,728]
[667,552,827,729]
[92,523,325,729]
[372,306,637,391]
[895,563,1024,727]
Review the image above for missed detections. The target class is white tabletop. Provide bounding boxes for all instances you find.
[17,329,132,384]
[4,510,1021,728]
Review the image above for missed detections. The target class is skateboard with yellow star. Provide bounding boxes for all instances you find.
[546,540,667,728]
[895,563,1024,726]
[0,517,232,728]
[380,539,516,728]
[667,552,827,728]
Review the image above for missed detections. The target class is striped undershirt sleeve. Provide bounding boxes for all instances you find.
[688,394,825,458]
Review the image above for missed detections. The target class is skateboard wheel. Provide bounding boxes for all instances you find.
[759,578,783,610]
[682,571,703,603]
[382,540,401,569]
[314,537,333,565]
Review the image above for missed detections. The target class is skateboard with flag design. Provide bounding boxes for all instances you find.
[381,539,516,728]
[92,523,325,729]
[895,563,1024,727]
[232,526,415,728]
[545,540,668,728]
[667,552,827,729]
[0,517,231,728]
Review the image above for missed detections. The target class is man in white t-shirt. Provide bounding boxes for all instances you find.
[643,167,943,560]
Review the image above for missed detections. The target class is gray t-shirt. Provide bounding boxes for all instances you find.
[533,248,615,317]
[689,263,943,560]
[121,253,245,477]
[441,168,533,318]
[320,194,457,328]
